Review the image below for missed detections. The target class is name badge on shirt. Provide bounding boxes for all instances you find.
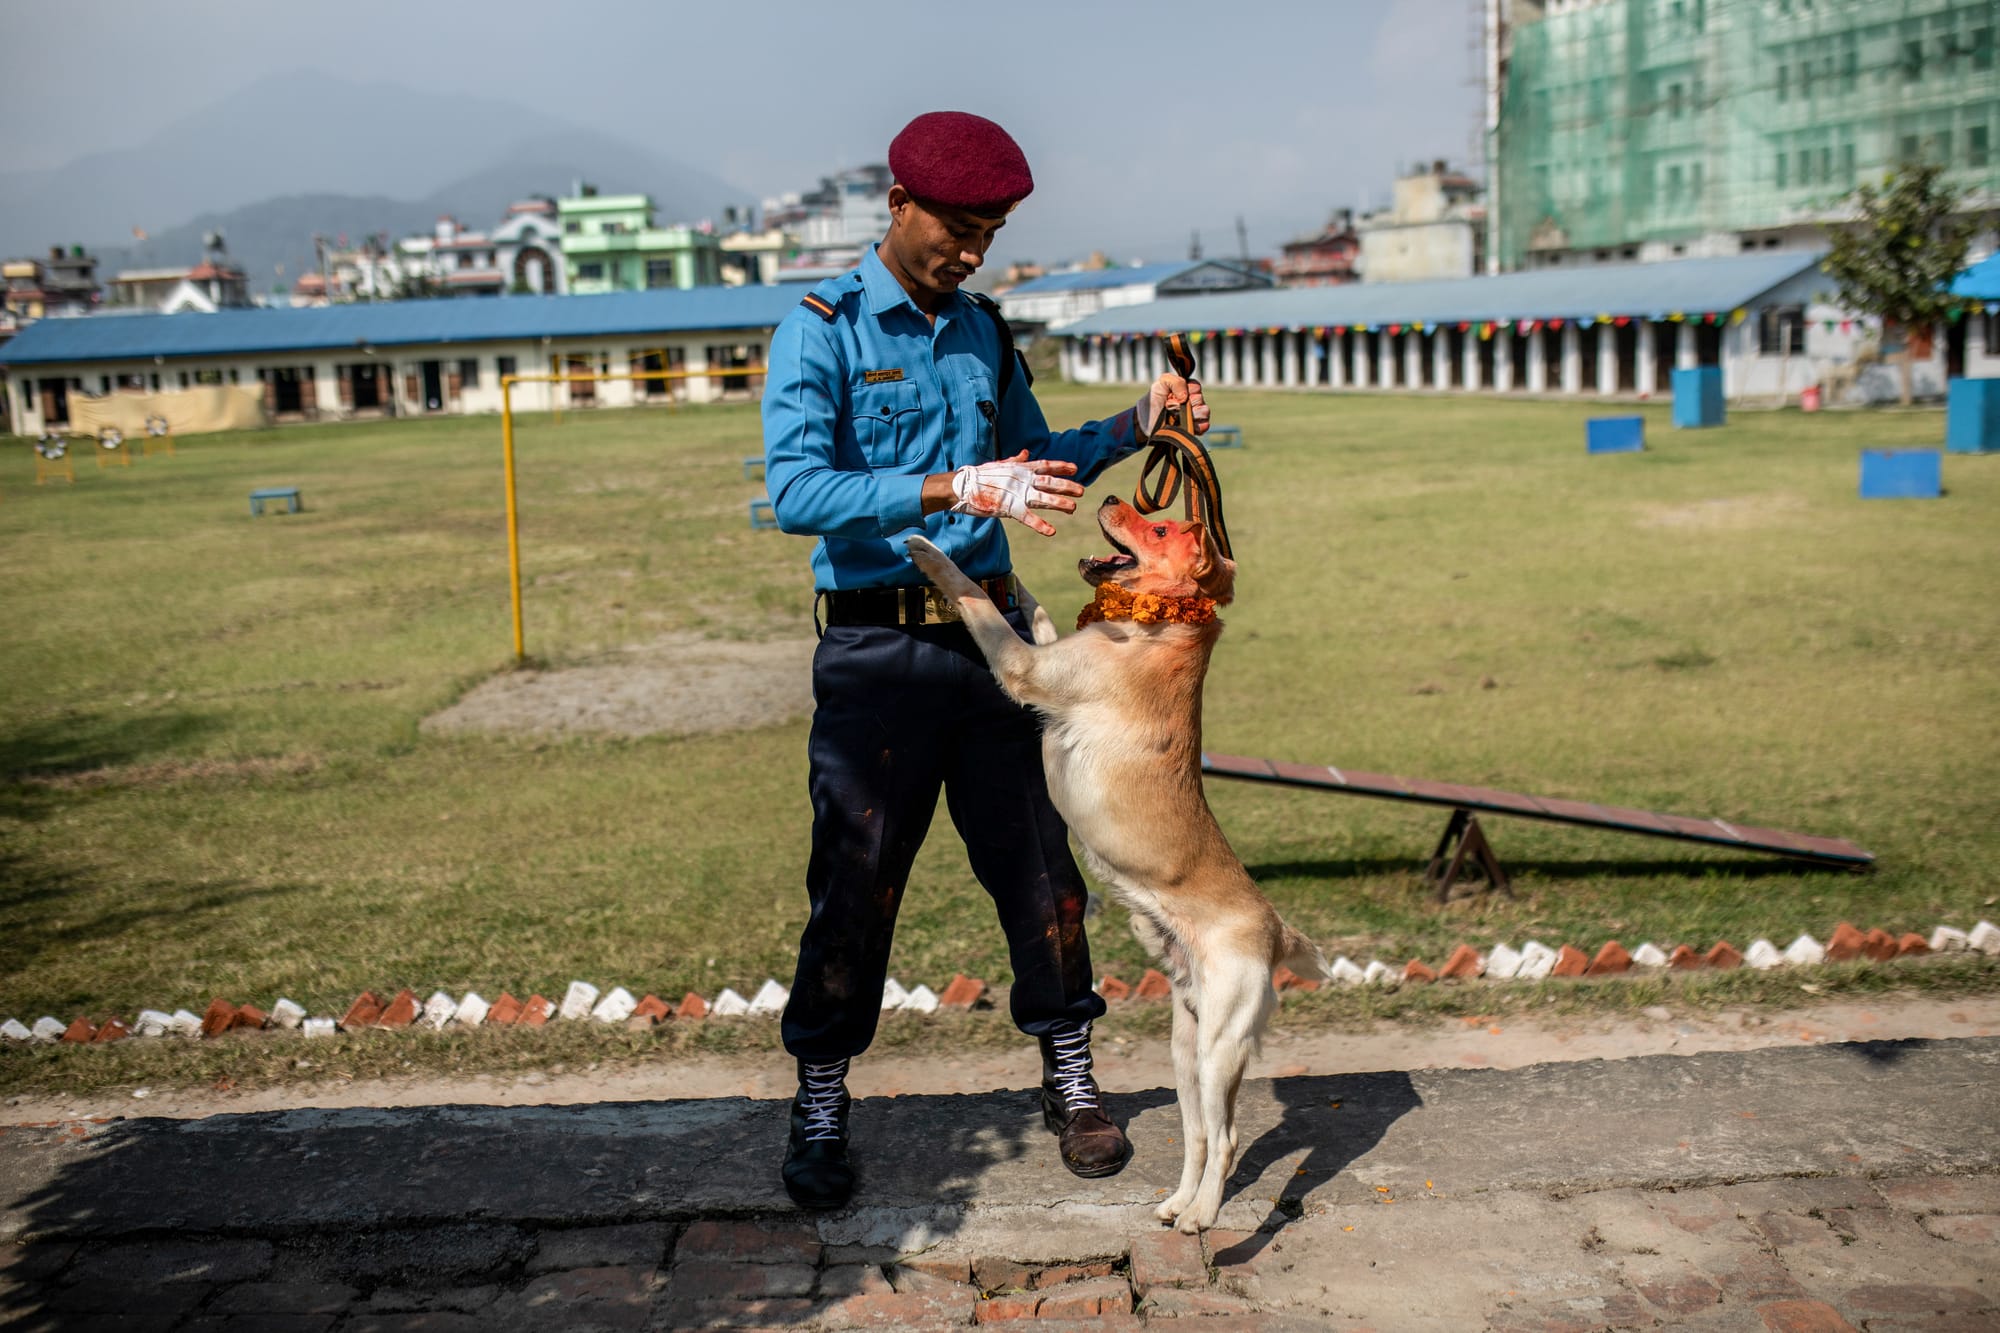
[862,368,905,384]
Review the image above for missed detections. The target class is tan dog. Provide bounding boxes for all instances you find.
[907,498,1330,1232]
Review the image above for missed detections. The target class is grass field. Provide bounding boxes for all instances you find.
[2,388,1995,1091]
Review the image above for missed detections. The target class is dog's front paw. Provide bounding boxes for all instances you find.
[904,534,977,596]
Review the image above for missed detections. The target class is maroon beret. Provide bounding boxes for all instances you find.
[888,111,1034,216]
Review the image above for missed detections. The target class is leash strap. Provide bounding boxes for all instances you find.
[1132,333,1233,559]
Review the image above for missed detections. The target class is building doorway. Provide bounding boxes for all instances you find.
[350,364,384,411]
[420,360,444,411]
[37,377,70,426]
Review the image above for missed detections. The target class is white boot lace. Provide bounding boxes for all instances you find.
[798,1059,850,1142]
[1048,1023,1099,1113]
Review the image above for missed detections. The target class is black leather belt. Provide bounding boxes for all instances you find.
[821,576,1018,627]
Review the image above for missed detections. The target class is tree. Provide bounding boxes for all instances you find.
[1822,160,1976,406]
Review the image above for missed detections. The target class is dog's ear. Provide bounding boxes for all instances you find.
[1185,522,1237,605]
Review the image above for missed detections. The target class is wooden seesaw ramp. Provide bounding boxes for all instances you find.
[1199,751,1874,901]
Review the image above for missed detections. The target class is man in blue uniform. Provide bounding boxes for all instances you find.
[761,110,1208,1210]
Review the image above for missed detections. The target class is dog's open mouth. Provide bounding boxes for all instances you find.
[1079,528,1137,585]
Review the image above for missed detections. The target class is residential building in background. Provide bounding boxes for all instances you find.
[111,258,253,313]
[1485,0,2000,272]
[558,186,722,294]
[1274,211,1362,287]
[1357,161,1487,282]
[761,165,893,274]
[3,246,101,320]
[307,200,568,303]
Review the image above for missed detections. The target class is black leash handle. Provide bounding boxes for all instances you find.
[1133,333,1232,560]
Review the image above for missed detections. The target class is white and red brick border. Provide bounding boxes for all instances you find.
[4,920,1995,1048]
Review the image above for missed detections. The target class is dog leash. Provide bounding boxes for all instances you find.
[1132,333,1233,560]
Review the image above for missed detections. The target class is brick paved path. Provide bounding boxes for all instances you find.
[2,1038,1995,1329]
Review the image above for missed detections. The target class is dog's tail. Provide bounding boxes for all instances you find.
[1275,920,1333,982]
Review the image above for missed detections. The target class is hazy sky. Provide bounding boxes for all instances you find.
[3,0,1485,265]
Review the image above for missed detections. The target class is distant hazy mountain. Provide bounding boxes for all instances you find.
[1,69,752,289]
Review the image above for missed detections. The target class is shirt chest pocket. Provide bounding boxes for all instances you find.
[849,379,922,467]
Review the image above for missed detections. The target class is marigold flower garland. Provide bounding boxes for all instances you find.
[1075,582,1219,630]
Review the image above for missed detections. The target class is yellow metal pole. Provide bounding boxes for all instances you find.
[501,377,526,663]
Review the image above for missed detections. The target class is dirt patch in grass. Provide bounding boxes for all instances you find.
[12,754,322,789]
[1636,493,1808,530]
[421,632,815,740]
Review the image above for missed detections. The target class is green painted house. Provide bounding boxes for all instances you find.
[557,188,723,294]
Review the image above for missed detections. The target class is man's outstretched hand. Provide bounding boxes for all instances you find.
[937,451,1084,536]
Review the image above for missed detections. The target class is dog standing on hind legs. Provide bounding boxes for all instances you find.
[907,498,1331,1232]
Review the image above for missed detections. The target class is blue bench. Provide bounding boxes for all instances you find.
[249,487,302,516]
[1206,424,1243,449]
[749,497,777,529]
[742,455,765,479]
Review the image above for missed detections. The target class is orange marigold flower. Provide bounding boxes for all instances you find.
[1075,584,1218,630]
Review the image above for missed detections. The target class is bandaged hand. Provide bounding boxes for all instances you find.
[1136,372,1210,442]
[949,451,1084,536]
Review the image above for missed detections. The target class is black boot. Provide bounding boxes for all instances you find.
[782,1058,854,1210]
[1039,1023,1131,1179]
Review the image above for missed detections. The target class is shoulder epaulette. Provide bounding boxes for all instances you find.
[799,272,862,322]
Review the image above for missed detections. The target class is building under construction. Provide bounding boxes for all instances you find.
[1485,0,2000,271]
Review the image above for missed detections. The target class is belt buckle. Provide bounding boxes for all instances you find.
[925,587,961,623]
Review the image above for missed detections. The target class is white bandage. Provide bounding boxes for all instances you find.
[949,460,1041,523]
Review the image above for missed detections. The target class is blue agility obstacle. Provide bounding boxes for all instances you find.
[1672,366,1724,429]
[1945,378,2000,454]
[1858,449,1942,499]
[1586,415,1645,454]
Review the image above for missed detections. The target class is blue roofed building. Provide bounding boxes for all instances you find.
[1052,250,1961,406]
[998,259,1272,336]
[0,284,800,435]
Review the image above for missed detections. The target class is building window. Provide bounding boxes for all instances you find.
[1798,149,1812,184]
[1975,28,1994,72]
[1691,162,1704,198]
[458,358,480,389]
[1972,125,1991,168]
[1983,312,2000,352]
[1842,142,1856,181]
[1758,306,1806,355]
[1669,82,1684,117]
[1901,133,1921,162]
[1776,65,1787,103]
[1819,146,1831,181]
[645,259,677,289]
[1776,151,1788,188]
[1902,39,1924,81]
[496,355,518,379]
[1666,164,1684,200]
[577,262,605,281]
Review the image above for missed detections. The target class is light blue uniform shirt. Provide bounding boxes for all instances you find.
[762,244,1142,591]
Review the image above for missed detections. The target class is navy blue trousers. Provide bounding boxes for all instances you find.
[781,609,1107,1062]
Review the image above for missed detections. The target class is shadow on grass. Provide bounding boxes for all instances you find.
[1246,855,1843,884]
[0,847,302,993]
[0,710,219,821]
